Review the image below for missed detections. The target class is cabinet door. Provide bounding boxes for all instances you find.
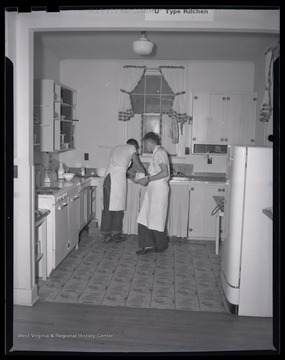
[167,184,190,238]
[192,93,210,143]
[54,200,69,267]
[192,92,226,145]
[80,190,87,229]
[239,93,256,145]
[225,94,242,145]
[204,184,227,238]
[69,193,80,235]
[86,186,92,222]
[188,183,206,238]
[226,93,256,146]
[208,93,227,143]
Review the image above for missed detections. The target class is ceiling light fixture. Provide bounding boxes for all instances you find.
[132,31,154,55]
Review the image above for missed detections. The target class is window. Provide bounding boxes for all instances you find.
[131,72,175,115]
[131,71,175,154]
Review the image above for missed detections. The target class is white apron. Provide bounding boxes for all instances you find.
[137,179,169,232]
[105,165,128,211]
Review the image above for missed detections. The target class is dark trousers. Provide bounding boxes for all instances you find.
[138,224,168,252]
[101,174,124,235]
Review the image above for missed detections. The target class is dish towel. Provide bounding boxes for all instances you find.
[258,50,274,122]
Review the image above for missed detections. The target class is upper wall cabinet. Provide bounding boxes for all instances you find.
[192,91,257,150]
[34,79,78,152]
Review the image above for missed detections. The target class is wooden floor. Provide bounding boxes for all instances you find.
[11,302,275,354]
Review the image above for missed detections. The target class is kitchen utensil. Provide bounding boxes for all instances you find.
[63,173,75,181]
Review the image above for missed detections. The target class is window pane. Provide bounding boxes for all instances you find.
[131,95,144,113]
[145,95,160,113]
[162,76,174,94]
[142,115,161,153]
[132,76,145,94]
[161,95,174,113]
[145,75,161,94]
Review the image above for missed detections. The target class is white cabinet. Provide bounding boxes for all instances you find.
[34,79,77,152]
[192,91,256,149]
[54,198,69,267]
[79,180,92,230]
[204,184,228,239]
[188,182,229,240]
[188,183,207,238]
[68,190,80,249]
[225,93,256,146]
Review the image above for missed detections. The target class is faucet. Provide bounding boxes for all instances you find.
[206,152,212,164]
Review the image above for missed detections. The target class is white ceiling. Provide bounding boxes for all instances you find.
[34,31,279,61]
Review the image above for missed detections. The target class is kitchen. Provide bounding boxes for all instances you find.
[6,7,279,354]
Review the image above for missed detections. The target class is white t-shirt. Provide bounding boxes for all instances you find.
[107,144,136,170]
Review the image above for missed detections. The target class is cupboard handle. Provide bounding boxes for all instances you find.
[71,195,80,201]
[251,139,255,142]
[194,96,198,100]
[218,189,221,192]
[222,97,226,100]
[222,189,225,192]
[220,138,224,142]
[192,137,196,141]
[189,228,193,232]
[191,187,194,191]
[58,202,68,210]
[225,138,228,142]
[227,97,230,100]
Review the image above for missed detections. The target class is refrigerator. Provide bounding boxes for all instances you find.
[221,146,273,317]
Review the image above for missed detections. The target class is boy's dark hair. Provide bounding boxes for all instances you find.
[143,132,160,145]
[126,139,139,148]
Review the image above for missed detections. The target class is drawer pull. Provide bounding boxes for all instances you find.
[71,195,80,201]
[58,202,68,210]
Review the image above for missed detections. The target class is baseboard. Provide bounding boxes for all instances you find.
[14,284,38,306]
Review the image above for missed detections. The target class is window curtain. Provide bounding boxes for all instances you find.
[118,65,146,122]
[258,50,274,122]
[159,66,191,144]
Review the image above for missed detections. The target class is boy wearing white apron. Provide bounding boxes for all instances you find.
[101,139,146,242]
[135,132,170,254]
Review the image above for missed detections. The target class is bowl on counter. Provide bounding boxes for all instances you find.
[96,168,106,177]
[63,173,75,181]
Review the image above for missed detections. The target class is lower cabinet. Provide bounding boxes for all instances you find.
[54,197,69,268]
[188,183,207,238]
[68,190,80,249]
[188,182,229,240]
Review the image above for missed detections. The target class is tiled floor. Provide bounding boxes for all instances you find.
[38,229,229,313]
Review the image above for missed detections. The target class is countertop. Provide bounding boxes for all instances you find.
[36,176,99,197]
[36,172,228,197]
[170,172,228,184]
[262,207,273,220]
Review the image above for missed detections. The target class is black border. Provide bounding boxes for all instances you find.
[2,3,281,356]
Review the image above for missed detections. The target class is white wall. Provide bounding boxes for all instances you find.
[59,59,254,172]
[34,39,61,83]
